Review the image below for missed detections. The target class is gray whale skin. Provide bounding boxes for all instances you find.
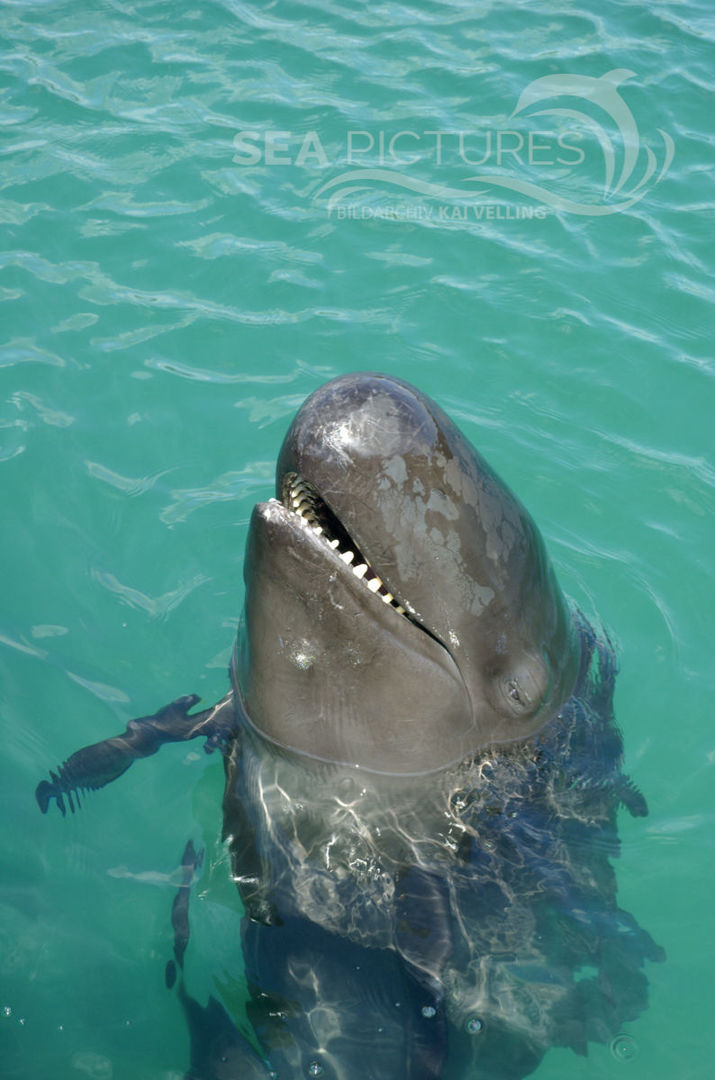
[37,373,664,1080]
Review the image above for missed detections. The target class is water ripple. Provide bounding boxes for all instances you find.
[160,464,274,524]
[145,356,301,384]
[85,460,172,495]
[90,567,211,618]
[0,338,67,368]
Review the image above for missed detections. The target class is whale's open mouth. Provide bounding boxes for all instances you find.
[280,472,407,615]
[236,374,583,768]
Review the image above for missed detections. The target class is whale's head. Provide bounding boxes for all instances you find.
[233,373,579,774]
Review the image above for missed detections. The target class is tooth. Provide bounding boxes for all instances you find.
[312,526,323,536]
[353,564,368,579]
[328,539,339,549]
[381,592,394,604]
[367,577,382,593]
[396,605,405,614]
[340,551,355,564]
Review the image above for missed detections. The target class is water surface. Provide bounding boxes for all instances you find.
[1,1,713,1078]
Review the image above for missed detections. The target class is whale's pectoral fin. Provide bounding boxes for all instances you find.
[616,774,648,817]
[36,693,237,816]
[165,839,205,990]
[165,840,273,1080]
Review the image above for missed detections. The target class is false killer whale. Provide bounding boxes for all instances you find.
[36,373,663,1079]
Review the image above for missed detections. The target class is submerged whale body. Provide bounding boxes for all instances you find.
[37,373,664,1079]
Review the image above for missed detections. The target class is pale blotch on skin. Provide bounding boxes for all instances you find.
[425,488,459,522]
[443,454,469,500]
[479,482,521,566]
[382,454,408,488]
[375,451,496,625]
[469,582,495,615]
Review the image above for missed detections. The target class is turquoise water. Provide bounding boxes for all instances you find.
[1,0,713,1077]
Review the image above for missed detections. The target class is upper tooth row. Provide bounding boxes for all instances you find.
[290,486,404,614]
[292,494,323,533]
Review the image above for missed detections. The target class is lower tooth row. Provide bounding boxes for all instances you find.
[290,493,404,613]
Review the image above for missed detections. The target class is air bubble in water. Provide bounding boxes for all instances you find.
[421,1006,436,1019]
[466,1017,483,1035]
[610,1033,639,1062]
[307,1063,323,1077]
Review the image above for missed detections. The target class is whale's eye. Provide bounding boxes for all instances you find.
[507,679,525,706]
[497,676,529,713]
[490,654,550,720]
